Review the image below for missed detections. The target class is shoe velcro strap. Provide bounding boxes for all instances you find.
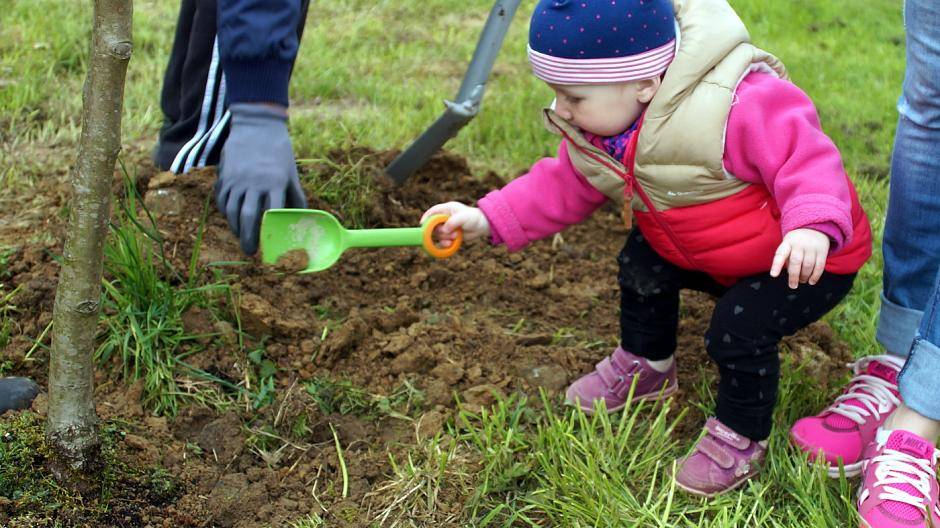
[696,436,735,469]
[609,350,636,374]
[594,357,622,388]
[706,419,750,450]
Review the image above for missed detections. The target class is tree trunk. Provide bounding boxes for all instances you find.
[46,0,133,488]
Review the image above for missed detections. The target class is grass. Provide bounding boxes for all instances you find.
[306,376,426,419]
[0,0,908,526]
[96,174,278,416]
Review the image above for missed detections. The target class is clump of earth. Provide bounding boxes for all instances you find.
[271,248,310,273]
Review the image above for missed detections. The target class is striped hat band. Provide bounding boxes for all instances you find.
[528,38,676,85]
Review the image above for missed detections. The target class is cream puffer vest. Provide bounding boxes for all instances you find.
[541,0,787,215]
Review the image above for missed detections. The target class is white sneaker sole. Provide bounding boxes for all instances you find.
[825,460,864,479]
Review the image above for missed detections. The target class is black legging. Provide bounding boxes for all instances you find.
[617,229,856,441]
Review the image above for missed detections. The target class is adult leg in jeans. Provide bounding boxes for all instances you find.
[790,0,940,481]
[876,0,940,376]
[878,0,940,435]
[880,0,940,435]
[855,1,940,526]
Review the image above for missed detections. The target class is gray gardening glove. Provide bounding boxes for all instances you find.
[216,103,308,255]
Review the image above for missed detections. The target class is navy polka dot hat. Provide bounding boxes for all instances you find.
[528,0,677,85]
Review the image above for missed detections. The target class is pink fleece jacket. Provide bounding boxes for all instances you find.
[478,72,855,254]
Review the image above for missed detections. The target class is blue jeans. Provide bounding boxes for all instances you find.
[876,0,940,421]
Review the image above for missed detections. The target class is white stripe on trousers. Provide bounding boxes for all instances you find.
[184,72,228,172]
[170,37,228,174]
[197,109,231,169]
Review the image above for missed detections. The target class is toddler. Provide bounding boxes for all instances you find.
[422,0,872,496]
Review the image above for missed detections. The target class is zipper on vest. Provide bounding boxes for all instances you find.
[548,114,702,270]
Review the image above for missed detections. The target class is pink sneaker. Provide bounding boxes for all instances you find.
[675,417,766,497]
[858,429,940,528]
[565,346,677,414]
[790,355,904,477]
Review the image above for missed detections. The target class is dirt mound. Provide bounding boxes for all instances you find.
[0,149,853,526]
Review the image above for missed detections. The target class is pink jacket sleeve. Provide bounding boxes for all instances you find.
[723,73,854,252]
[477,140,609,251]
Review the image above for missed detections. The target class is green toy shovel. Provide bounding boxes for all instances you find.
[259,209,463,273]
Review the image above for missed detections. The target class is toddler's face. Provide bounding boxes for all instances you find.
[549,80,658,136]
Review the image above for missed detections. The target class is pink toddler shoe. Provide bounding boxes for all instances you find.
[565,346,677,414]
[857,429,940,528]
[790,355,904,477]
[675,417,766,497]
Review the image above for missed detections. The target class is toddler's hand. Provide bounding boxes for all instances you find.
[420,202,491,248]
[770,228,831,289]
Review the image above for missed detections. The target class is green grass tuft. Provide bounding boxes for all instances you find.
[96,177,238,415]
[305,376,426,419]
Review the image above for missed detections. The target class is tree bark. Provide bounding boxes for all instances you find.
[46,0,133,488]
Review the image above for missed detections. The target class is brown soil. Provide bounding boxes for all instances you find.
[271,249,311,273]
[0,148,853,527]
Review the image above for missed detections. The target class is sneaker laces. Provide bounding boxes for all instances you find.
[872,449,938,511]
[828,356,904,425]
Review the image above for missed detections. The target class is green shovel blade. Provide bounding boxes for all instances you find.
[260,209,427,273]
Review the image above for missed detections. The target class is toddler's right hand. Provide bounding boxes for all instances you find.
[421,202,491,247]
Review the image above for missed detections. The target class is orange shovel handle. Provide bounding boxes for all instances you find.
[421,214,463,259]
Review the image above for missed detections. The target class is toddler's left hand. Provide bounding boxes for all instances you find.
[770,228,831,289]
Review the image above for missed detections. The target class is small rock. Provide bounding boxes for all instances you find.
[466,365,483,382]
[124,433,152,451]
[430,362,464,385]
[0,377,40,415]
[416,410,445,440]
[390,349,433,375]
[410,271,428,288]
[375,307,419,333]
[238,293,306,337]
[461,384,505,408]
[144,416,170,436]
[143,188,183,217]
[300,338,317,355]
[246,467,271,483]
[424,378,452,407]
[29,391,48,416]
[518,364,569,392]
[238,293,278,335]
[196,412,245,463]
[147,172,178,189]
[525,273,552,289]
[321,316,368,361]
[382,333,413,354]
[213,320,237,346]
